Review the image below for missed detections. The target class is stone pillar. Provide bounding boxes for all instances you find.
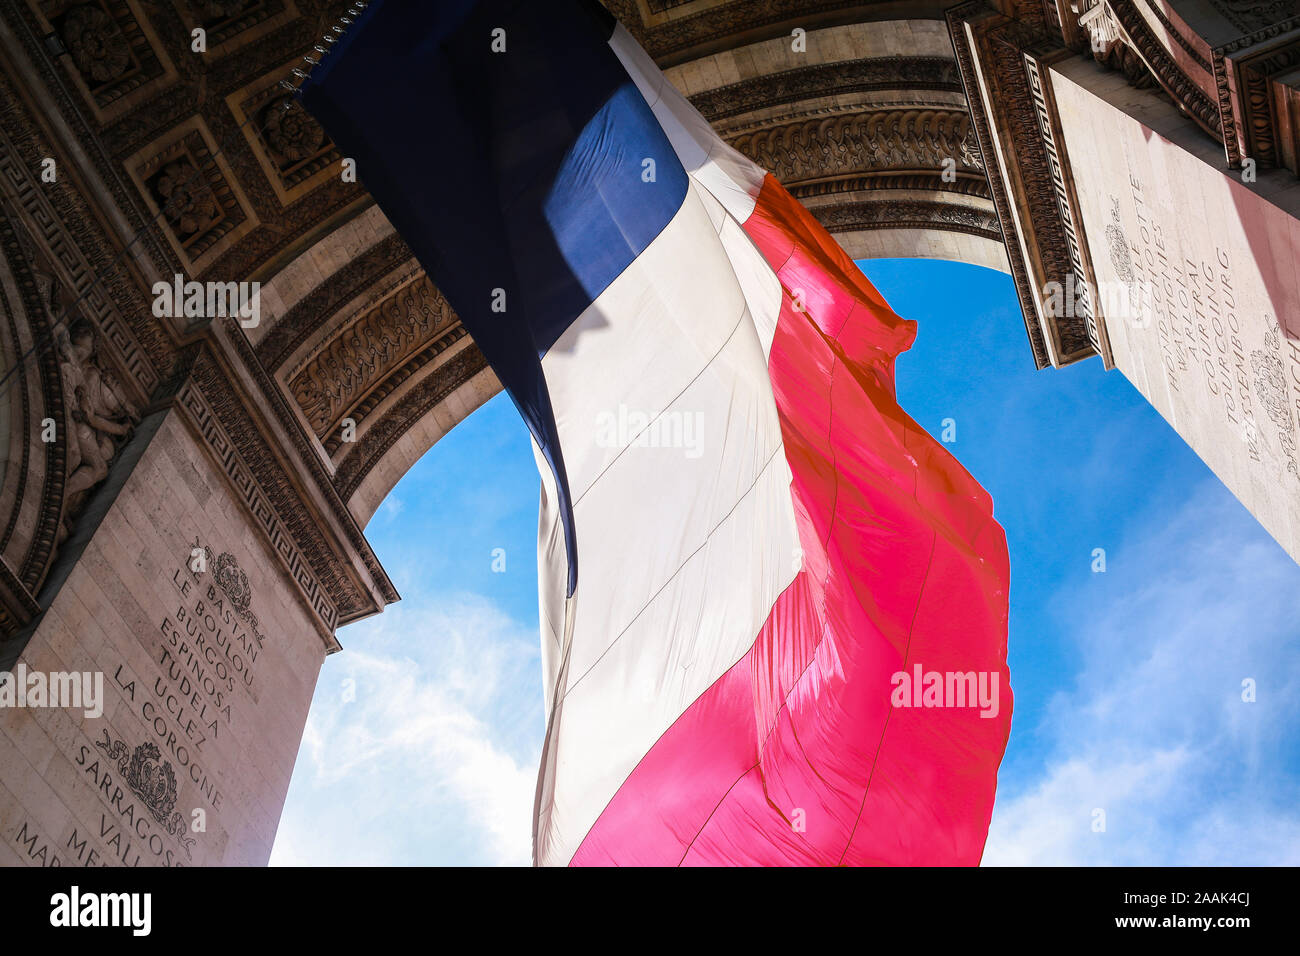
[1048,55,1300,563]
[0,329,396,867]
[951,1,1300,565]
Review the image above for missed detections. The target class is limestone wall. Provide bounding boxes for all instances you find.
[0,411,327,867]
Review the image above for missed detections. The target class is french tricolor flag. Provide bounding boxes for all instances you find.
[302,0,1012,866]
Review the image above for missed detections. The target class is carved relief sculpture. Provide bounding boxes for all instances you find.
[58,317,138,510]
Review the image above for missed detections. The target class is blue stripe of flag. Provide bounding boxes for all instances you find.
[300,0,689,595]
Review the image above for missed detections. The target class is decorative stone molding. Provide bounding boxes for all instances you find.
[1211,17,1300,171]
[0,205,66,603]
[0,67,167,388]
[125,117,259,273]
[171,345,390,642]
[1103,0,1222,137]
[319,325,469,457]
[689,57,965,122]
[1131,1,1214,74]
[731,108,983,186]
[1022,48,1110,360]
[604,0,955,64]
[5,0,1289,654]
[5,0,374,291]
[663,17,1003,273]
[256,232,414,373]
[287,273,459,442]
[790,170,992,201]
[1072,0,1159,90]
[810,198,1001,240]
[950,5,1090,367]
[217,320,399,614]
[176,371,342,634]
[333,344,490,503]
[0,556,39,637]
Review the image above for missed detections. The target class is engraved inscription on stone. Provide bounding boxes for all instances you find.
[1053,73,1300,561]
[1,411,313,869]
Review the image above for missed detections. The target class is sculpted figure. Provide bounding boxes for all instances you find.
[59,319,137,498]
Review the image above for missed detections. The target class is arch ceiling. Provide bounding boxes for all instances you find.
[253,0,1008,527]
[0,0,1270,630]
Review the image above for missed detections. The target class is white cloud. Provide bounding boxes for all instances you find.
[984,481,1300,865]
[271,590,542,866]
[380,495,404,522]
[275,475,1300,867]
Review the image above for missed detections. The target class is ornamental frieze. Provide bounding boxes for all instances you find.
[255,232,415,373]
[333,344,490,502]
[689,57,965,123]
[289,274,456,439]
[730,109,983,186]
[812,198,1002,240]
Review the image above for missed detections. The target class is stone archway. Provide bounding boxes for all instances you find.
[659,18,1005,270]
[253,6,1012,530]
[0,0,1296,866]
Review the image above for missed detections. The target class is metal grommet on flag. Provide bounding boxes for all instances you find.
[278,2,368,100]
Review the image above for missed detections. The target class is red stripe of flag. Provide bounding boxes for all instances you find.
[571,175,1012,866]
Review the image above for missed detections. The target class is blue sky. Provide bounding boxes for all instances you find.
[269,258,1300,866]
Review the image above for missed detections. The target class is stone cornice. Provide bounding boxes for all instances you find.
[789,169,992,199]
[1105,0,1222,138]
[1211,15,1300,170]
[215,318,398,613]
[730,107,984,183]
[604,0,954,65]
[174,324,398,646]
[333,344,490,503]
[949,2,1052,367]
[689,57,965,122]
[981,23,1095,364]
[810,197,1002,238]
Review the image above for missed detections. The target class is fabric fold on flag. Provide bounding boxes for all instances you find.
[572,174,1012,864]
